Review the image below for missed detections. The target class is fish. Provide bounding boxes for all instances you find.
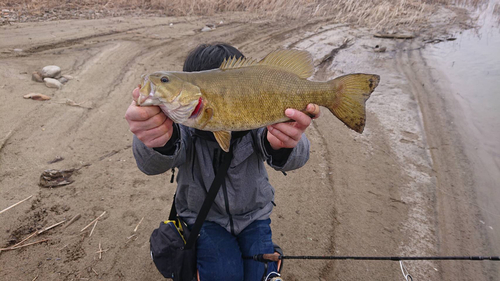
[137,49,380,152]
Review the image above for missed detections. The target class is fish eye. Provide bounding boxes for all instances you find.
[161,76,169,83]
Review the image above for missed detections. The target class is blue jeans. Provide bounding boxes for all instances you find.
[195,219,277,281]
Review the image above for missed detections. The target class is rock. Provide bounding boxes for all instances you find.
[32,71,44,82]
[61,74,74,80]
[13,48,23,52]
[201,25,215,32]
[24,93,51,101]
[374,45,387,53]
[40,65,61,78]
[58,77,69,84]
[44,78,63,89]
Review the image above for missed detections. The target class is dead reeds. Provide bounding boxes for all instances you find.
[0,0,480,28]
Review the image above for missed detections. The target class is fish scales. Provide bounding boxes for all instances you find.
[181,66,330,131]
[138,49,380,152]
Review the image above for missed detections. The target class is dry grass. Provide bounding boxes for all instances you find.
[0,0,482,27]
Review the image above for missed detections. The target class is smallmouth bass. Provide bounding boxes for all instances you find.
[138,49,380,152]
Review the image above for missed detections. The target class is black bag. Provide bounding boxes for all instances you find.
[150,219,197,281]
[150,148,233,280]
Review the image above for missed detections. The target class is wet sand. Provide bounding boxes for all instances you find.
[424,0,500,259]
[0,8,496,280]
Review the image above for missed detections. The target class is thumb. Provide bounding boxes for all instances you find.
[132,87,141,102]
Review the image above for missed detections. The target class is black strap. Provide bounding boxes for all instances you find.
[168,193,177,221]
[184,147,233,249]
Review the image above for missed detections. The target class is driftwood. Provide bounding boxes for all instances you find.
[0,239,50,252]
[134,217,144,232]
[374,33,415,39]
[81,211,106,232]
[12,231,38,248]
[95,242,108,260]
[89,220,98,237]
[0,195,33,215]
[63,214,81,229]
[38,220,66,235]
[7,219,65,250]
[317,38,353,67]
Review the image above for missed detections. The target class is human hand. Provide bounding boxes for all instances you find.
[125,87,174,148]
[266,104,321,150]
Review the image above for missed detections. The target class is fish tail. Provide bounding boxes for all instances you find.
[326,74,380,133]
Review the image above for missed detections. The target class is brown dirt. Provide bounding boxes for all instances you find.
[0,8,495,281]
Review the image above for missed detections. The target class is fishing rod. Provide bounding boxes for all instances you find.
[245,253,500,281]
[277,254,500,261]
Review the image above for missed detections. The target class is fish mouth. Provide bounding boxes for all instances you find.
[137,80,161,106]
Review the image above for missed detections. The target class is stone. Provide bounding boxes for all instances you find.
[61,74,74,80]
[374,45,387,53]
[44,78,63,89]
[24,93,51,100]
[40,65,61,78]
[58,77,69,84]
[32,71,44,82]
[201,26,212,32]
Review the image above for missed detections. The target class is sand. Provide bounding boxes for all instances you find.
[0,9,495,281]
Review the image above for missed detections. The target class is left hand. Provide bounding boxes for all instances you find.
[267,104,321,150]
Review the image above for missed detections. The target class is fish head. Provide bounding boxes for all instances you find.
[138,71,202,124]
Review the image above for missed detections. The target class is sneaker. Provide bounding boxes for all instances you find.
[266,272,283,281]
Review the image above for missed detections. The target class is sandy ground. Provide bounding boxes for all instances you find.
[0,9,496,281]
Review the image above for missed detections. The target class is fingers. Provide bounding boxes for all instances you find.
[125,87,174,148]
[137,118,173,148]
[267,124,302,150]
[284,108,312,131]
[266,104,320,150]
[125,102,161,122]
[128,110,167,132]
[132,87,141,102]
[306,103,321,119]
[266,127,285,150]
[269,122,302,142]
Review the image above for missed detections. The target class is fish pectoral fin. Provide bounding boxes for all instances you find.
[199,108,214,129]
[213,131,231,152]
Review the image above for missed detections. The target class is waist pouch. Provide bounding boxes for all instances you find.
[150,148,233,280]
[150,219,197,281]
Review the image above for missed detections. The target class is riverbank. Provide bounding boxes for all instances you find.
[0,4,494,280]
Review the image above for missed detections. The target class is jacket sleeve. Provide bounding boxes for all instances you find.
[132,124,188,175]
[254,128,310,172]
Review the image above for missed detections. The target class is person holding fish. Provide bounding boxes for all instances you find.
[125,43,378,280]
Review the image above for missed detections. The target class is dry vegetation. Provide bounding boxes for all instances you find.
[0,0,472,27]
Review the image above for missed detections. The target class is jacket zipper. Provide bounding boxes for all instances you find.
[214,149,235,235]
[222,180,235,235]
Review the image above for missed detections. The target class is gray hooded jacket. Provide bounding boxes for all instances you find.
[132,125,310,235]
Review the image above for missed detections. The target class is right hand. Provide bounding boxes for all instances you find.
[125,87,174,148]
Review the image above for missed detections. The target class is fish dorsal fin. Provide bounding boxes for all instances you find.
[258,49,314,79]
[213,131,231,152]
[219,49,313,78]
[220,56,258,70]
